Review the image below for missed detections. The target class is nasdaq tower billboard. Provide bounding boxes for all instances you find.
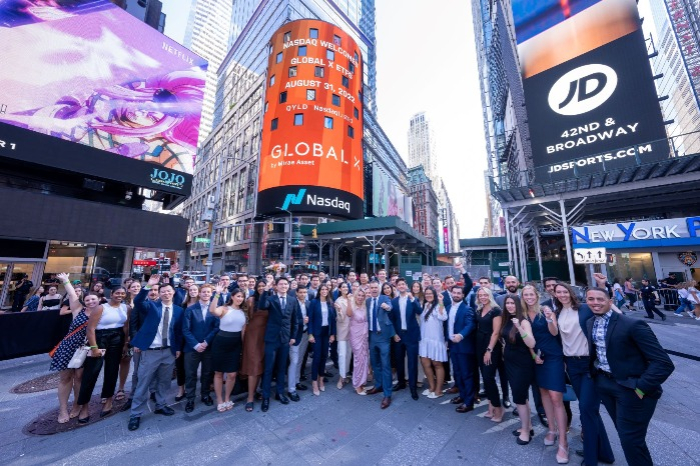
[257,20,364,219]
[513,0,668,179]
[0,0,207,195]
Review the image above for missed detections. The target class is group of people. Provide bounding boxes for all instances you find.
[47,266,675,466]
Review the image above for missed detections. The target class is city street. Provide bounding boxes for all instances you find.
[0,311,698,466]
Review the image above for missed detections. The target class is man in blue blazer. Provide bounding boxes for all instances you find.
[365,281,395,409]
[390,278,422,400]
[258,277,299,411]
[182,284,219,413]
[128,275,183,431]
[446,286,477,413]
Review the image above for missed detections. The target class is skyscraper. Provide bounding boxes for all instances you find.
[407,112,437,183]
[110,0,165,31]
[183,0,235,145]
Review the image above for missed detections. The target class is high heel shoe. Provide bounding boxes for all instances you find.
[544,431,557,446]
[556,444,569,464]
[312,381,320,396]
[337,379,343,389]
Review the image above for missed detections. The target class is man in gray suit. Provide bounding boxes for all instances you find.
[365,281,395,409]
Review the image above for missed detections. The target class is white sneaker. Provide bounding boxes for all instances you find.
[427,392,437,399]
[687,311,695,317]
[695,316,700,321]
[422,388,431,396]
[673,313,683,317]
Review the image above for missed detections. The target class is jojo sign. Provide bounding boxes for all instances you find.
[257,20,364,219]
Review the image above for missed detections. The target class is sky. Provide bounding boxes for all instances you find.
[159,0,489,238]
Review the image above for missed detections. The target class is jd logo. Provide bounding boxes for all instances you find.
[281,188,306,210]
[548,64,617,116]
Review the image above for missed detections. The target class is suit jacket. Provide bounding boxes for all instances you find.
[586,311,674,398]
[217,291,232,306]
[390,295,422,343]
[365,295,395,339]
[290,299,309,345]
[441,272,474,309]
[182,302,220,352]
[131,288,183,356]
[447,301,476,354]
[307,299,337,338]
[259,292,299,345]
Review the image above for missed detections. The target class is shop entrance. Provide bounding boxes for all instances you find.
[0,261,44,312]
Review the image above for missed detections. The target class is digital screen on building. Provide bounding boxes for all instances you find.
[257,19,364,219]
[512,0,668,180]
[0,0,207,194]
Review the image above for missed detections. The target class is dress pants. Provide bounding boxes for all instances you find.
[130,348,175,417]
[311,326,330,380]
[369,332,393,398]
[451,351,476,406]
[175,352,186,386]
[337,340,352,379]
[596,372,657,466]
[393,330,418,389]
[478,347,502,407]
[497,357,510,400]
[184,350,213,401]
[262,340,289,398]
[288,332,309,392]
[78,328,124,405]
[566,357,615,466]
[642,298,664,319]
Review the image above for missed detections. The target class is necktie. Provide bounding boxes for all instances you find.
[281,297,286,310]
[372,298,378,332]
[162,306,170,347]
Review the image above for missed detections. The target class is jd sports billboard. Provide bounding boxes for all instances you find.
[257,20,364,219]
[512,0,668,180]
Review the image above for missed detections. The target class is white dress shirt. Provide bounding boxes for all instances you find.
[448,303,460,337]
[150,304,169,348]
[399,295,408,330]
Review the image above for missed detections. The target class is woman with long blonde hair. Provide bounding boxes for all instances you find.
[474,286,504,421]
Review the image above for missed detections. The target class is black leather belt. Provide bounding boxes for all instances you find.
[565,355,590,360]
[596,368,614,379]
[146,346,170,351]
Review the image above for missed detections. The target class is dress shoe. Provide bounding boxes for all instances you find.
[366,387,382,395]
[478,391,487,398]
[175,394,186,402]
[446,386,459,394]
[381,397,391,409]
[394,383,407,391]
[516,435,531,445]
[513,429,535,437]
[121,399,133,412]
[296,383,308,391]
[275,393,290,405]
[411,389,419,400]
[99,409,112,418]
[201,395,214,406]
[450,396,463,404]
[288,392,300,402]
[185,401,195,413]
[575,450,584,458]
[150,392,156,402]
[538,412,549,428]
[300,374,308,381]
[127,416,140,431]
[261,398,270,412]
[502,399,512,408]
[77,416,90,424]
[455,404,474,413]
[154,406,175,416]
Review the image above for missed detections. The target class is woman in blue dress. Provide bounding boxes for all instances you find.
[522,284,568,465]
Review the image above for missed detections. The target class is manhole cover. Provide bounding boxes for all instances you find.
[23,394,128,436]
[11,373,61,394]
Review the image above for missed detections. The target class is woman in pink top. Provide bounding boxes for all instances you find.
[347,288,369,395]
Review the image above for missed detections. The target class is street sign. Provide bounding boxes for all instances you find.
[574,247,607,264]
[195,238,210,243]
[204,260,213,266]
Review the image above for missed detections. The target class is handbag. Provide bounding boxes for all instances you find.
[563,384,577,402]
[49,322,88,358]
[67,345,91,369]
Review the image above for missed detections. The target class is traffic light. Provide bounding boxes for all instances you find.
[312,228,317,238]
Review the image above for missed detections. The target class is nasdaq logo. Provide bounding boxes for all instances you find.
[281,188,306,210]
[548,64,618,116]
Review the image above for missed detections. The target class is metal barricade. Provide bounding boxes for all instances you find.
[657,288,680,311]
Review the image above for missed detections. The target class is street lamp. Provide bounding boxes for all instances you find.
[275,206,293,265]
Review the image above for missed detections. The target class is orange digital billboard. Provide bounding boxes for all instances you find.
[257,19,364,219]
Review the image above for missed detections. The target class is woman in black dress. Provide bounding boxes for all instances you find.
[39,285,63,311]
[501,294,537,445]
[474,287,504,422]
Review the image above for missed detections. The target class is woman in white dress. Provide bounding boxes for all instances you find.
[419,287,447,398]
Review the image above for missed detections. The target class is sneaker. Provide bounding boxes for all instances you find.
[422,389,432,396]
[673,313,684,317]
[687,311,695,317]
[695,316,700,321]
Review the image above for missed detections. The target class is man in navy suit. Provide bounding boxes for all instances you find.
[365,281,395,409]
[446,286,477,413]
[390,278,422,400]
[258,277,299,411]
[217,275,233,305]
[586,287,674,466]
[182,284,219,413]
[128,275,183,431]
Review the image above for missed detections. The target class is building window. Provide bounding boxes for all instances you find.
[283,31,291,42]
[353,107,359,118]
[333,34,342,46]
[269,75,275,86]
[342,75,349,87]
[314,66,324,78]
[298,45,307,56]
[264,101,269,113]
[324,116,333,129]
[306,89,316,101]
[348,126,354,138]
[310,28,319,39]
[279,91,287,103]
[332,94,341,106]
[288,66,297,77]
[294,113,304,126]
[271,118,278,130]
[354,52,359,62]
[349,61,355,73]
[326,49,335,61]
[276,52,283,63]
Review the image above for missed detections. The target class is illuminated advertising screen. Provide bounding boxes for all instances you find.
[0,0,207,195]
[257,19,364,219]
[512,0,667,180]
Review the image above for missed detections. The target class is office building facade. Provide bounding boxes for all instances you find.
[407,112,438,183]
[407,166,438,241]
[110,0,165,31]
